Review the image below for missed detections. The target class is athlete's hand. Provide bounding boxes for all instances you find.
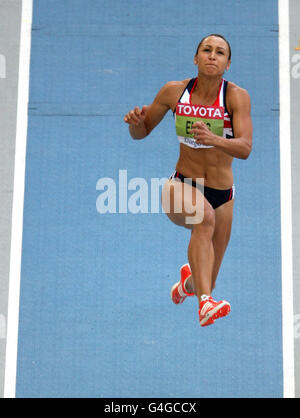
[190,121,217,146]
[124,105,148,126]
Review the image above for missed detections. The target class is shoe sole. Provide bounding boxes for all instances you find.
[200,301,231,327]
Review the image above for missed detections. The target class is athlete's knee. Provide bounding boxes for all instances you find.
[193,206,215,234]
[203,205,215,226]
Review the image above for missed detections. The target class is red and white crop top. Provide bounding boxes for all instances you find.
[174,78,234,149]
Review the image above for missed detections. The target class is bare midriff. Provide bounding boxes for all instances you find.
[175,143,234,189]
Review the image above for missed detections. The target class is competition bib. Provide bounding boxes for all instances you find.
[175,103,224,138]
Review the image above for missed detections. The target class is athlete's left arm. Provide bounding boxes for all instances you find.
[214,87,253,159]
[190,87,253,159]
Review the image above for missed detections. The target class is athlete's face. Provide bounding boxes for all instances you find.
[194,36,231,76]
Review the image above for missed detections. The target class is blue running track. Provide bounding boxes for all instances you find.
[16,0,282,397]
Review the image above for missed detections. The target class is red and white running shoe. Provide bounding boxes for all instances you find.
[199,296,231,327]
[170,264,195,304]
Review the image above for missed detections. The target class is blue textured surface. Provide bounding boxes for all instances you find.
[16,0,282,397]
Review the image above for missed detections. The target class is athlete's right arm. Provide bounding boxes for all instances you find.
[123,82,177,140]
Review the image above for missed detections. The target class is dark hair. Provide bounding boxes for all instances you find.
[195,34,231,60]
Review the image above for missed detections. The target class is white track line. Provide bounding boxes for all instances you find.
[3,0,33,398]
[278,0,295,399]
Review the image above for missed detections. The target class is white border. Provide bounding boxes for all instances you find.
[3,0,33,398]
[1,0,295,399]
[278,0,295,399]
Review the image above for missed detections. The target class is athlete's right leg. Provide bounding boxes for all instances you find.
[161,179,215,299]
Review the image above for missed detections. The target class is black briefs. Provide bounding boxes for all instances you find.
[170,171,235,210]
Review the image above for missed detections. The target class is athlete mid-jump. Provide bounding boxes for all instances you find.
[124,34,252,327]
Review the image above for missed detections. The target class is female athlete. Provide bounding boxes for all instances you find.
[124,34,252,327]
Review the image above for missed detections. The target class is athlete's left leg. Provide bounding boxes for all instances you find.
[211,198,234,292]
[185,198,234,294]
